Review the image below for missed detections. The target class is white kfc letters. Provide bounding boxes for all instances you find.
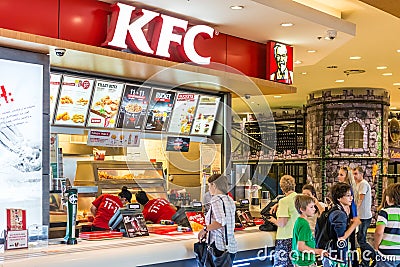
[103,2,214,65]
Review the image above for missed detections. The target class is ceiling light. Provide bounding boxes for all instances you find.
[335,79,345,83]
[251,101,255,104]
[294,60,302,64]
[393,83,400,86]
[274,95,282,98]
[307,50,317,53]
[382,73,393,76]
[301,72,307,75]
[390,107,397,110]
[280,23,293,27]
[397,49,400,53]
[376,66,387,70]
[349,56,361,60]
[230,5,244,10]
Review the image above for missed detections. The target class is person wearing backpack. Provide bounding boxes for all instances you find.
[317,182,353,267]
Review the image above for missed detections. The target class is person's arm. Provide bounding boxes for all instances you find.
[198,220,223,240]
[268,216,289,227]
[297,241,325,256]
[374,224,385,250]
[90,205,98,216]
[339,216,361,240]
[357,194,365,208]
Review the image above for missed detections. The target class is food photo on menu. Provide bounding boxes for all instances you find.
[86,80,124,128]
[53,75,95,127]
[165,136,190,152]
[116,84,151,130]
[168,93,199,134]
[49,73,62,123]
[145,88,176,132]
[190,95,220,136]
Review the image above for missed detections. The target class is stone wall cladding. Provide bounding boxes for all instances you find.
[306,88,390,224]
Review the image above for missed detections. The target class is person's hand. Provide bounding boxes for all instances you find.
[267,216,277,225]
[270,204,278,214]
[198,229,207,241]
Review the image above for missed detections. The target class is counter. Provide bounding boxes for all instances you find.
[0,227,275,267]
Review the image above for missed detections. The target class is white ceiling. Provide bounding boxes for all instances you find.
[101,0,400,114]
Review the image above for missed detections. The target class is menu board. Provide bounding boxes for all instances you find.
[168,93,199,134]
[116,84,151,129]
[144,88,176,132]
[86,80,124,128]
[53,75,95,126]
[49,73,62,123]
[190,95,220,136]
[87,129,141,147]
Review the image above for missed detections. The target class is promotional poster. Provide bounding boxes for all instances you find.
[116,84,151,130]
[266,41,294,85]
[54,75,95,126]
[0,58,43,235]
[87,80,124,128]
[190,95,220,136]
[145,88,176,132]
[168,93,199,134]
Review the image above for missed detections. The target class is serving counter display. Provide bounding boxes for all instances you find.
[74,161,167,198]
[0,227,276,267]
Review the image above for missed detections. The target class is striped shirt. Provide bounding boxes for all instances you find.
[376,205,400,256]
[205,194,238,253]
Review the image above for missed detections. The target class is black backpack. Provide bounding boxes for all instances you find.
[314,204,340,249]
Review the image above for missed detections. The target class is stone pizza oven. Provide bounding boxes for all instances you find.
[306,88,390,223]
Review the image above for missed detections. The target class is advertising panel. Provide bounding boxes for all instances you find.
[190,95,220,136]
[86,80,124,128]
[116,84,151,130]
[0,58,43,236]
[49,73,62,123]
[266,41,294,85]
[53,75,95,126]
[145,88,176,132]
[168,92,199,134]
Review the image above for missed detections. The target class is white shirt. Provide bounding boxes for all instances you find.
[205,194,238,253]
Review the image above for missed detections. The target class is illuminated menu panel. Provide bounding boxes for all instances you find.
[144,88,176,132]
[49,73,62,123]
[190,95,220,136]
[53,75,95,127]
[116,84,151,130]
[86,80,124,128]
[168,92,199,134]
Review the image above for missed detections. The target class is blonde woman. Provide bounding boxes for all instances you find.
[268,175,298,267]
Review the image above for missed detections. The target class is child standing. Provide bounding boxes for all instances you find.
[292,194,327,267]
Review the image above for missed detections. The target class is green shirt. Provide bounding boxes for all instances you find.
[292,217,316,266]
[276,192,299,239]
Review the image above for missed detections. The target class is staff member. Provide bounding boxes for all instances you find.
[91,186,132,231]
[135,190,176,224]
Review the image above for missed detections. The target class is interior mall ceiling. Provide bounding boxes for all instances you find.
[95,0,400,115]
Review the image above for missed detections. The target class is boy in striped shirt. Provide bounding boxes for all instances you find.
[374,182,400,267]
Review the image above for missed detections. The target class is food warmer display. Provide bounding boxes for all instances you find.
[73,161,167,199]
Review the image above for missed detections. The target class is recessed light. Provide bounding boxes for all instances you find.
[390,107,397,110]
[280,22,294,27]
[382,73,393,76]
[307,50,317,53]
[397,49,400,53]
[274,95,282,98]
[301,72,307,75]
[349,56,361,60]
[294,60,302,64]
[377,66,387,70]
[335,79,345,83]
[393,83,400,86]
[230,5,244,10]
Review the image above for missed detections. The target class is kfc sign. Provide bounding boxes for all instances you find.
[102,2,215,65]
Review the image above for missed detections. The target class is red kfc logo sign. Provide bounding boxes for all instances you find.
[102,2,215,65]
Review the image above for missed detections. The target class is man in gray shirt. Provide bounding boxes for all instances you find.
[353,166,375,267]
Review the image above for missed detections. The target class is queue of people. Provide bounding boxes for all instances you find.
[266,167,400,267]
